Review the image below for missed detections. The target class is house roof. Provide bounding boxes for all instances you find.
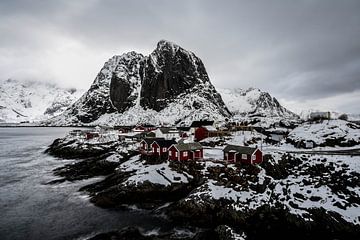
[172,142,203,151]
[158,127,179,134]
[190,120,214,128]
[153,139,177,148]
[203,125,217,131]
[177,126,191,131]
[223,145,259,155]
[134,132,156,138]
[142,137,165,145]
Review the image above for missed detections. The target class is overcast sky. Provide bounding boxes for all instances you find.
[1,0,359,114]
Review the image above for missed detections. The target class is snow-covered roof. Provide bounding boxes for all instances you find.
[223,145,258,155]
[171,142,203,151]
[203,125,217,131]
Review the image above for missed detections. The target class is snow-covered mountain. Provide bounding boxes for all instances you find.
[45,40,231,126]
[0,79,84,123]
[218,88,298,119]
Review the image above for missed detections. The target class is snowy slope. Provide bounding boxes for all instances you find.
[287,119,360,148]
[218,88,297,119]
[0,79,84,123]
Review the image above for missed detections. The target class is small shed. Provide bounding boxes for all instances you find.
[223,145,263,164]
[168,142,203,161]
[194,125,218,141]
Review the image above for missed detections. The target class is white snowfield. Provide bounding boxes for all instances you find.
[117,156,191,187]
[0,79,84,123]
[288,119,360,146]
[91,90,227,126]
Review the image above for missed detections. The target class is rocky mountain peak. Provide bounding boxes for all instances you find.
[45,40,230,126]
[140,40,216,111]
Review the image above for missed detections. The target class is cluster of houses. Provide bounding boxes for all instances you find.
[139,137,263,164]
[70,120,263,165]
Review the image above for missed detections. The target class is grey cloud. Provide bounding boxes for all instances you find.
[0,0,360,113]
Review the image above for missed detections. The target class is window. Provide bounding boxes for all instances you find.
[163,147,167,152]
[169,151,172,157]
[242,154,247,160]
[175,152,178,157]
[183,151,188,157]
[252,155,256,161]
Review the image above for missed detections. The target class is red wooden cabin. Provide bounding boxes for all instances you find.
[85,132,100,140]
[139,138,164,154]
[223,144,263,164]
[168,142,203,161]
[194,125,218,141]
[151,139,177,157]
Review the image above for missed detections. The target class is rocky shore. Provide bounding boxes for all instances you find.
[46,135,360,240]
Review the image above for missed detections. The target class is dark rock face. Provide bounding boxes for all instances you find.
[110,74,133,112]
[140,40,216,111]
[109,51,144,112]
[45,137,118,159]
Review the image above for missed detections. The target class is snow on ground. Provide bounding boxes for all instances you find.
[184,150,360,225]
[117,156,191,187]
[91,91,227,126]
[203,148,224,160]
[226,131,266,146]
[288,119,360,146]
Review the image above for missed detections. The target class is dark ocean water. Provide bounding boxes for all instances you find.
[0,127,169,240]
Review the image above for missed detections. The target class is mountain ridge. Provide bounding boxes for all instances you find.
[0,79,84,123]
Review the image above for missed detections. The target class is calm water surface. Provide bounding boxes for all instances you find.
[0,127,168,240]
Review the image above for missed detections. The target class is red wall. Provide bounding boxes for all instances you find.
[195,127,208,141]
[168,146,178,160]
[224,150,263,164]
[168,147,203,161]
[253,149,263,164]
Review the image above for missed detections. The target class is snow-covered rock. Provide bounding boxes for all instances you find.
[218,88,300,129]
[0,79,83,123]
[218,88,297,119]
[44,40,231,126]
[287,119,360,148]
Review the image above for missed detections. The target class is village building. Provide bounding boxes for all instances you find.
[309,111,331,121]
[85,131,100,140]
[133,124,157,132]
[153,127,180,140]
[176,126,191,139]
[151,139,177,157]
[223,144,263,164]
[126,131,156,142]
[139,138,165,154]
[168,142,203,161]
[114,126,133,133]
[194,125,218,141]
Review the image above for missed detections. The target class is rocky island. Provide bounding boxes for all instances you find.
[42,40,360,240]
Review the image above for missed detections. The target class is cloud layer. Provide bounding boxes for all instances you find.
[1,0,359,113]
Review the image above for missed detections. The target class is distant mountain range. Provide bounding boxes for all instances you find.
[0,79,84,123]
